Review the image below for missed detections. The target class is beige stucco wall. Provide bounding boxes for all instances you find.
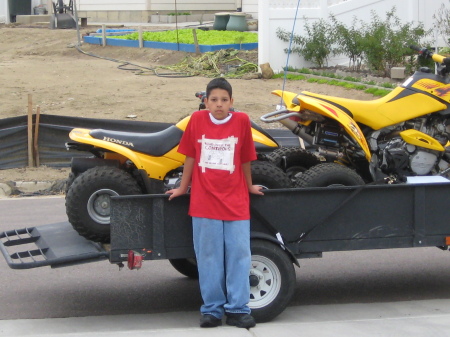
[77,0,237,13]
[75,0,239,23]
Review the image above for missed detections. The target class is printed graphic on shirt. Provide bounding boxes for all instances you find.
[198,135,238,173]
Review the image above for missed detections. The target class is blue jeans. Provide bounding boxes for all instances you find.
[192,217,251,319]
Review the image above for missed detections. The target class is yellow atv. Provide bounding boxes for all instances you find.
[65,115,289,244]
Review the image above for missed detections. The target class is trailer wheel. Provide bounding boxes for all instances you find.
[295,163,364,188]
[251,161,292,189]
[249,240,296,323]
[268,147,320,180]
[66,166,142,243]
[169,258,199,279]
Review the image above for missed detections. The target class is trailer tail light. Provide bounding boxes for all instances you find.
[127,250,144,270]
[446,237,450,246]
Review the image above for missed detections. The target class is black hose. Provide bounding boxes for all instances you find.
[73,44,193,78]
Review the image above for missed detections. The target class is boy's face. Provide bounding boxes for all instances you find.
[205,88,234,120]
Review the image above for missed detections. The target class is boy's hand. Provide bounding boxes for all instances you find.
[249,185,264,195]
[165,188,185,200]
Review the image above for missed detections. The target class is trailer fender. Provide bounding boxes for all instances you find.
[250,231,300,267]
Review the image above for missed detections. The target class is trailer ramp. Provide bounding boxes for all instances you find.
[0,222,108,269]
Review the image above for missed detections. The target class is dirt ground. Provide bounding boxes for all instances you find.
[0,24,376,183]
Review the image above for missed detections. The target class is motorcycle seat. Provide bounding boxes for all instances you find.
[300,90,393,119]
[300,88,446,130]
[89,125,183,156]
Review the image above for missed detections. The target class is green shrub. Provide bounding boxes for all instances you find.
[330,14,365,71]
[276,18,338,68]
[276,7,430,76]
[361,7,430,77]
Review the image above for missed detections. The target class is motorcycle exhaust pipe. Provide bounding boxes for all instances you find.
[278,119,315,145]
[317,148,341,161]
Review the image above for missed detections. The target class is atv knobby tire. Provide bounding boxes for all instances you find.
[66,166,142,243]
[267,147,320,180]
[64,172,77,195]
[295,163,365,188]
[251,160,292,189]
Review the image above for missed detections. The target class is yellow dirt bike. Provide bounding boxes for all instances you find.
[65,98,289,244]
[261,45,450,187]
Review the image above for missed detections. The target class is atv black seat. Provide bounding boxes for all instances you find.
[89,126,183,157]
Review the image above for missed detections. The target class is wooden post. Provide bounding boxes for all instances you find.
[139,26,143,48]
[102,24,106,47]
[192,29,200,55]
[34,106,41,167]
[27,94,34,167]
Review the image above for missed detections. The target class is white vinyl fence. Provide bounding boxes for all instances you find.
[258,0,446,72]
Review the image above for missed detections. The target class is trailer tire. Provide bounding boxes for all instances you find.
[251,161,292,189]
[169,258,199,279]
[66,166,142,243]
[267,147,320,180]
[249,240,296,323]
[295,163,364,188]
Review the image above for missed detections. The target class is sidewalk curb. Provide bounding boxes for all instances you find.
[0,180,66,198]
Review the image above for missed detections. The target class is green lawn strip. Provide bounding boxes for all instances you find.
[110,29,258,45]
[273,72,392,97]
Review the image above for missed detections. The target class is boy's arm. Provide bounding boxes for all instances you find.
[166,156,195,200]
[242,161,264,195]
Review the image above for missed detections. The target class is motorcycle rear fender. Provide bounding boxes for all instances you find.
[251,128,279,150]
[400,129,445,152]
[69,128,185,180]
[272,90,371,161]
[71,157,120,174]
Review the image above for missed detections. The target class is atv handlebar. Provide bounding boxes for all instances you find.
[260,110,302,123]
[410,45,450,66]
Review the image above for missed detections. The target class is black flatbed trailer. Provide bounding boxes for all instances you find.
[2,182,450,322]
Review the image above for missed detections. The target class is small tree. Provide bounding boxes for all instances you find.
[277,18,337,68]
[361,7,429,77]
[330,14,365,71]
[433,1,450,47]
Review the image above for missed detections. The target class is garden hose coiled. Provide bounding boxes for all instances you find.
[72,43,194,78]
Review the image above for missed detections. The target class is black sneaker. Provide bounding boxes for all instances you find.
[225,313,256,329]
[199,314,222,328]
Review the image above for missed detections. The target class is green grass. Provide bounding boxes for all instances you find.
[365,87,392,96]
[274,72,391,97]
[111,29,258,45]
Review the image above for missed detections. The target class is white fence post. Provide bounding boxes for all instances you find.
[257,0,270,67]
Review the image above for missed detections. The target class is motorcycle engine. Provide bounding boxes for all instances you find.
[378,137,438,176]
[164,168,183,191]
[372,116,450,178]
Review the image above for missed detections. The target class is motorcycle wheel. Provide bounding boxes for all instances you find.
[295,163,364,187]
[251,160,292,188]
[169,258,199,279]
[249,240,296,323]
[267,147,320,180]
[66,166,142,243]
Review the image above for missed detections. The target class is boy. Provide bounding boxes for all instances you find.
[167,77,263,329]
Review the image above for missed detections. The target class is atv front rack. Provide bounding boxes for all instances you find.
[0,222,108,269]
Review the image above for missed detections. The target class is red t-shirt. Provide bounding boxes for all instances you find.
[178,110,257,220]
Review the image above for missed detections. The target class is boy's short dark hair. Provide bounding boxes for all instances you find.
[206,77,232,99]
